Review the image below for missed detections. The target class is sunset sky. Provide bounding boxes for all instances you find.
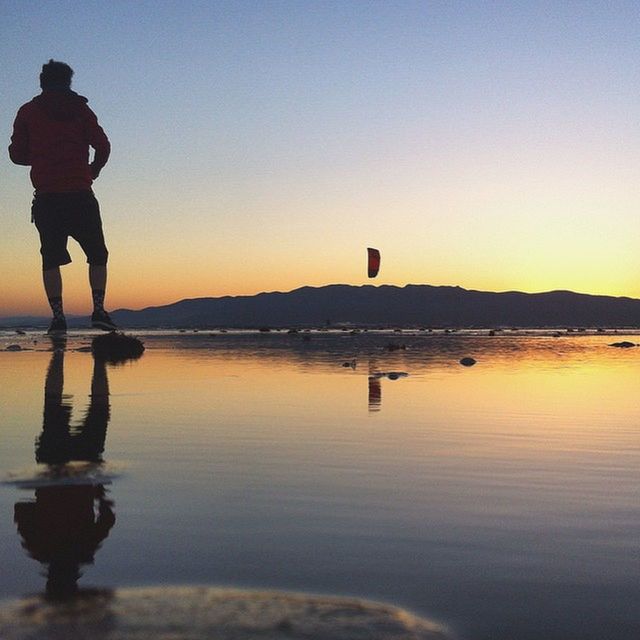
[1,0,638,316]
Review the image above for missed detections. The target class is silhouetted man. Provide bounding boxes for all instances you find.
[9,60,116,334]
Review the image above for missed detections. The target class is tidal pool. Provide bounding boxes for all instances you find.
[1,331,638,639]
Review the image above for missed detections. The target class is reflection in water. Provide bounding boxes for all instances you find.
[13,337,123,600]
[368,376,382,412]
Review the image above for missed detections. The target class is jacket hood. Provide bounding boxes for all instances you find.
[32,89,89,122]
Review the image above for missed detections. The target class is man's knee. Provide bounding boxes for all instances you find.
[87,248,109,266]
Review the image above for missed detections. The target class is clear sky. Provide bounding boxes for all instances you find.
[1,0,638,315]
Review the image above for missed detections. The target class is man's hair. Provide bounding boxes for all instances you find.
[40,59,73,90]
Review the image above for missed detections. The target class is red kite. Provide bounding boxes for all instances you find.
[367,247,380,278]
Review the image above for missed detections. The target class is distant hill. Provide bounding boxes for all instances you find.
[102,284,640,328]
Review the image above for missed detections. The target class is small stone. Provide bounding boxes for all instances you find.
[459,357,476,366]
[609,341,636,348]
[6,344,22,351]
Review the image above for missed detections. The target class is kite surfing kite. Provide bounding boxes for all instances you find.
[367,247,380,278]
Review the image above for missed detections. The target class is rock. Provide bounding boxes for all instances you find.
[287,329,299,334]
[15,329,26,335]
[609,341,637,348]
[459,357,476,366]
[6,344,22,351]
[387,372,408,380]
[385,343,406,351]
[76,346,93,353]
[91,333,145,364]
[259,327,271,333]
[0,586,451,640]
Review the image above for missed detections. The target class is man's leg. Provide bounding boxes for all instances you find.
[43,267,67,334]
[43,267,63,299]
[89,264,107,310]
[89,264,116,331]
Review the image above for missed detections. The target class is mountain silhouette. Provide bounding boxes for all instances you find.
[109,284,640,328]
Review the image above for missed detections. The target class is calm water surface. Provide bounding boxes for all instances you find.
[1,331,639,639]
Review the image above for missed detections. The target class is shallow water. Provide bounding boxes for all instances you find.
[1,331,639,639]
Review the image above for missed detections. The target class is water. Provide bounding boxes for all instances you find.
[1,330,639,639]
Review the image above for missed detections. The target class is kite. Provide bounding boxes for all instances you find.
[367,247,380,278]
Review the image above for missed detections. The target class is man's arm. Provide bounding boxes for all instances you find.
[8,108,31,166]
[85,107,111,179]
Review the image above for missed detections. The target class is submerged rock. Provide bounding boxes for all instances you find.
[6,344,22,351]
[387,371,408,380]
[459,357,476,367]
[609,341,637,348]
[0,586,451,640]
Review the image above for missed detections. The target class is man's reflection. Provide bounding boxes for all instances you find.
[13,338,116,599]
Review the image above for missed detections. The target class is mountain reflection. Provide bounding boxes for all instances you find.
[13,337,140,600]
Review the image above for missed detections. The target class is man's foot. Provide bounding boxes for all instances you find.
[91,310,117,332]
[47,316,67,335]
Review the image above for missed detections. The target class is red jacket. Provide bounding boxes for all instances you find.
[9,90,110,193]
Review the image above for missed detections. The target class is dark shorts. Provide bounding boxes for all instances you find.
[32,191,109,270]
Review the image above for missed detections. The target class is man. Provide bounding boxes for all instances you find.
[9,60,116,334]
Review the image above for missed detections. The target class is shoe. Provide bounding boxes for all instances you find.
[91,310,117,332]
[47,316,67,335]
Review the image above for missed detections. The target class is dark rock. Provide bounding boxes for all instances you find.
[259,327,271,333]
[385,343,406,351]
[15,329,26,335]
[91,333,145,364]
[6,344,22,351]
[609,341,637,348]
[287,328,299,334]
[459,357,476,366]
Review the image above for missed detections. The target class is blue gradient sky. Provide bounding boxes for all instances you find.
[1,0,638,315]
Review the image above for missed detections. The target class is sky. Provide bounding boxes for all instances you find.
[1,0,638,316]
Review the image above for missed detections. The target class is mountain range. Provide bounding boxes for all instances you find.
[105,284,639,328]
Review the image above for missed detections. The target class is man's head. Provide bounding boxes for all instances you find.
[40,60,73,90]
